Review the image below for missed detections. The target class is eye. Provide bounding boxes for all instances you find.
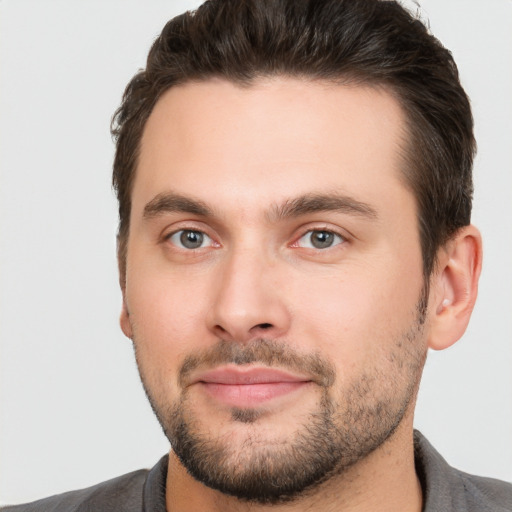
[167,230,214,250]
[296,230,344,249]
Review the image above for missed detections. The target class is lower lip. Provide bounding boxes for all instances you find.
[199,381,309,407]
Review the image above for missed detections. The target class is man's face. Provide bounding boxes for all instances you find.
[122,78,428,502]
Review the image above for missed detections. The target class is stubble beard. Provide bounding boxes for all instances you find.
[134,300,427,505]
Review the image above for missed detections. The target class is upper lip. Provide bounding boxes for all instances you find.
[189,366,312,386]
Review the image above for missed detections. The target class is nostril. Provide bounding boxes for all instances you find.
[257,323,273,330]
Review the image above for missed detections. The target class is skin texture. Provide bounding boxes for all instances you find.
[120,78,482,512]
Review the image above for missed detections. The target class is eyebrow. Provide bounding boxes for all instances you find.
[268,193,378,221]
[142,191,378,222]
[143,193,213,219]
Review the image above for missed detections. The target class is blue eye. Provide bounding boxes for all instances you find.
[297,230,344,249]
[168,230,213,249]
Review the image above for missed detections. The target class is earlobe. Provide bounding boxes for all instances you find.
[428,225,482,351]
[120,298,133,339]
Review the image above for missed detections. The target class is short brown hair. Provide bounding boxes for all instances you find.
[112,0,475,282]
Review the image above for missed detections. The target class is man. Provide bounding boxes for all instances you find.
[2,0,511,511]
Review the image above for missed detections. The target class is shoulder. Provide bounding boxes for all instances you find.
[0,468,148,512]
[455,470,512,512]
[414,431,512,512]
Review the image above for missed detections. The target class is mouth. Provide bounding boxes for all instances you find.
[190,366,313,407]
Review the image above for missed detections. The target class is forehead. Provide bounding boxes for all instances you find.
[134,77,411,219]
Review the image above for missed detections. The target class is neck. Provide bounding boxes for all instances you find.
[165,420,422,512]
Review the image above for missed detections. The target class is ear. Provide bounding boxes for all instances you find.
[120,297,133,339]
[428,225,482,351]
[117,239,133,340]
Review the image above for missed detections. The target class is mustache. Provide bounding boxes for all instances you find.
[179,339,336,388]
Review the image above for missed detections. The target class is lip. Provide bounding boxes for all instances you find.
[190,366,312,407]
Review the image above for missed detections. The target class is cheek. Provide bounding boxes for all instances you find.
[289,263,421,359]
[126,268,213,364]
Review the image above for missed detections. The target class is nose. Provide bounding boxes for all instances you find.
[206,247,292,343]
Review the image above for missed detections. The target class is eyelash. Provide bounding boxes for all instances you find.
[293,229,346,250]
[164,227,346,252]
[165,229,217,250]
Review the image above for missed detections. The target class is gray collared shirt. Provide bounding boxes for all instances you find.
[2,431,511,511]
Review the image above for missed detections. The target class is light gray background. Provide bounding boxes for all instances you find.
[1,0,511,505]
